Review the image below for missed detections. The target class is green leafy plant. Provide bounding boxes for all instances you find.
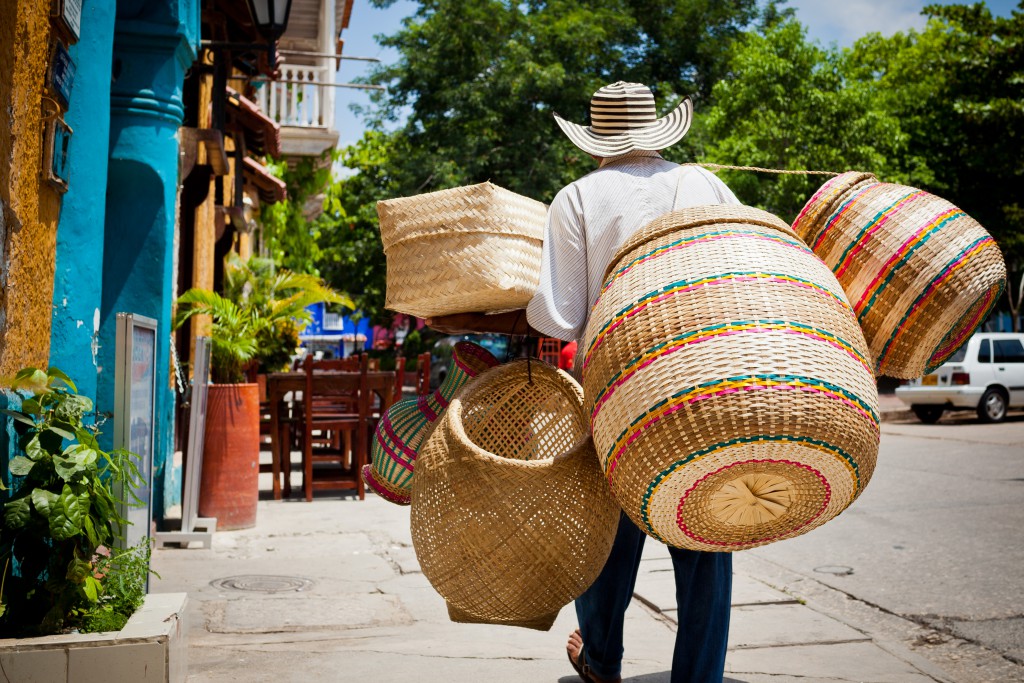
[78,538,154,633]
[175,254,354,382]
[0,368,144,637]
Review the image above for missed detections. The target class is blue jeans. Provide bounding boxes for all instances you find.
[575,512,732,682]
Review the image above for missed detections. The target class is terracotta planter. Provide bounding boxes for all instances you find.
[199,383,260,529]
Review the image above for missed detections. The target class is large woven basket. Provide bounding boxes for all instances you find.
[377,182,548,318]
[411,360,619,631]
[582,204,879,552]
[792,172,1006,378]
[363,342,499,505]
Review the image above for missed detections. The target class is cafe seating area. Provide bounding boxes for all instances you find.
[257,352,430,501]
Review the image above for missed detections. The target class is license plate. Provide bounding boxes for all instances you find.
[921,374,938,386]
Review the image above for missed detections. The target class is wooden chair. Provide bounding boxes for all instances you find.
[301,354,369,501]
[416,352,431,396]
[537,337,562,366]
[393,356,407,400]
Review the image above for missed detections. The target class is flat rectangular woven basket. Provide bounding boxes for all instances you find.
[377,182,547,319]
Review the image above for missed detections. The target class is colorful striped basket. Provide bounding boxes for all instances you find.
[582,204,880,552]
[792,172,1006,378]
[377,182,548,318]
[411,360,619,630]
[362,342,499,505]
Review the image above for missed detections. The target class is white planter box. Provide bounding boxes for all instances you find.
[0,592,188,682]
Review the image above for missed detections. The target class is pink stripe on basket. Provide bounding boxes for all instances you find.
[604,382,877,479]
[381,417,418,464]
[417,396,438,422]
[833,191,928,279]
[674,459,831,548]
[362,464,411,504]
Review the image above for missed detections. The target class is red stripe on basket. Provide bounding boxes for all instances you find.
[417,395,438,422]
[361,464,411,505]
[812,183,881,251]
[381,416,418,464]
[675,459,831,548]
[833,190,929,279]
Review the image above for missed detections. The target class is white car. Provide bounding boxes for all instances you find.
[895,332,1024,423]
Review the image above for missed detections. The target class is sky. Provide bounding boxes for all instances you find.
[330,0,1020,149]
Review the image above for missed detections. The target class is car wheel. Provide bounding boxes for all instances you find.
[976,388,1008,423]
[911,405,944,424]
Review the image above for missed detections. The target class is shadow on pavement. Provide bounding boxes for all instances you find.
[557,675,748,683]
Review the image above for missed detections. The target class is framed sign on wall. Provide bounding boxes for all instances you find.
[113,313,158,553]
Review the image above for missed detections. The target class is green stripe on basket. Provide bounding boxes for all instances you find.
[637,434,861,541]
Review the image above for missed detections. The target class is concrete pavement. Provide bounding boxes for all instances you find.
[152,476,965,682]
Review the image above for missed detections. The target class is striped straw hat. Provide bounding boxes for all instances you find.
[554,81,693,158]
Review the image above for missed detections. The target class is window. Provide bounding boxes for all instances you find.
[978,339,991,363]
[993,339,1024,363]
[948,345,968,363]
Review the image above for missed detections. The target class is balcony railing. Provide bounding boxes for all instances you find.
[258,65,332,128]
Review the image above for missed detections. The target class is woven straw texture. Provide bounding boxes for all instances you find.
[377,182,548,318]
[793,172,1007,378]
[411,360,619,631]
[582,204,879,552]
[363,342,499,505]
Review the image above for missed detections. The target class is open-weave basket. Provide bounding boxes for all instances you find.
[582,204,879,552]
[377,182,548,318]
[411,360,619,631]
[363,342,499,505]
[792,172,1006,378]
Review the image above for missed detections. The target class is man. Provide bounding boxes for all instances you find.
[428,81,738,683]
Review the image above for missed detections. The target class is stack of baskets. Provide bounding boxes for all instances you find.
[582,205,880,552]
[411,360,620,630]
[792,172,1006,377]
[377,182,548,318]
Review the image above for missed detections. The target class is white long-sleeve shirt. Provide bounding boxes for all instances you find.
[526,151,740,341]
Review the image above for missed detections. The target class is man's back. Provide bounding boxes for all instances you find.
[528,152,739,341]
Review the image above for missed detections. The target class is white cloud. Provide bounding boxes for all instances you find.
[787,0,929,46]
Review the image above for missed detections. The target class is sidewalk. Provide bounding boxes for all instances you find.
[152,475,955,683]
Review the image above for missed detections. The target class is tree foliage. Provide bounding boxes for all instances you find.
[307,0,1022,324]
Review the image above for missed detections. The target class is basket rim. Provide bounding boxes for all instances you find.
[376,181,549,251]
[443,359,591,469]
[603,204,798,280]
[791,171,878,241]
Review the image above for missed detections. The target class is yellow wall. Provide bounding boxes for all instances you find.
[0,0,63,376]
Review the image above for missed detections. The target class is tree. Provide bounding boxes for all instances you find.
[362,0,784,201]
[260,153,334,275]
[699,20,916,221]
[852,3,1024,318]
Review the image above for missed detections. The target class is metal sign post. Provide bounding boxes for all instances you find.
[155,336,216,548]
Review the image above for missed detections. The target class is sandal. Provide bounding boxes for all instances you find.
[567,632,621,683]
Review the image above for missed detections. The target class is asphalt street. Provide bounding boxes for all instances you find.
[749,412,1024,680]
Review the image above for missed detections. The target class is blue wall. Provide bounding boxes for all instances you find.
[50,0,116,410]
[94,0,198,519]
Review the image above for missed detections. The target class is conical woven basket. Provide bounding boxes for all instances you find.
[582,204,879,552]
[792,172,1006,378]
[411,360,619,631]
[363,342,499,505]
[377,182,548,318]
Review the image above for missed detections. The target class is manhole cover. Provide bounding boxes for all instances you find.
[211,575,315,593]
[813,565,854,576]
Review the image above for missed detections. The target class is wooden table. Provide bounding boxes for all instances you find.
[267,370,396,500]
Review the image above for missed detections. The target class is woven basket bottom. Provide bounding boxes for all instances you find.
[361,464,411,506]
[446,602,558,632]
[638,441,858,551]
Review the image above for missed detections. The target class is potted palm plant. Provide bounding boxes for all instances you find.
[174,255,350,528]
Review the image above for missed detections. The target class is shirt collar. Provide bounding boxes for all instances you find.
[599,150,664,168]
